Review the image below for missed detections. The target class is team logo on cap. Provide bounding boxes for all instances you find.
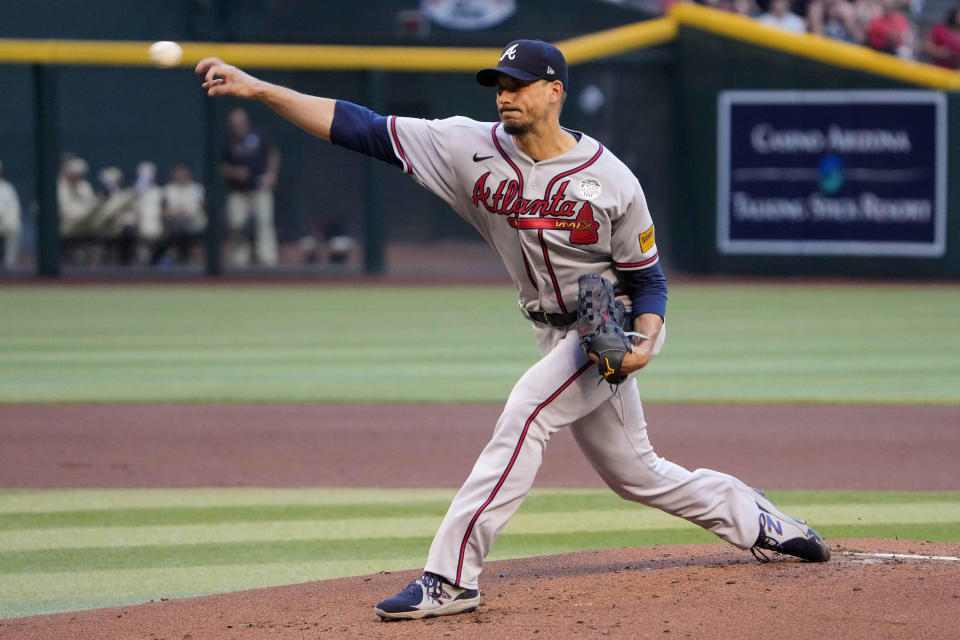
[500,44,519,61]
[578,178,602,200]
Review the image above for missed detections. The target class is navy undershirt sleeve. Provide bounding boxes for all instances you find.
[329,101,402,169]
[621,262,668,320]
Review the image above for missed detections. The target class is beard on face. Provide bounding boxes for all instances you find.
[502,119,530,135]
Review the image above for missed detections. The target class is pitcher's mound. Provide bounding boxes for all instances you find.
[3,539,958,639]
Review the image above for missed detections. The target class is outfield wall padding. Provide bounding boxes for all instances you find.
[670,26,959,277]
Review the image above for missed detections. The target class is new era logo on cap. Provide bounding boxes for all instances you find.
[476,39,569,90]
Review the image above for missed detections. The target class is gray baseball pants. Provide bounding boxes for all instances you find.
[424,322,763,589]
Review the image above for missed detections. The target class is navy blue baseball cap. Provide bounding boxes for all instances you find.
[476,39,569,90]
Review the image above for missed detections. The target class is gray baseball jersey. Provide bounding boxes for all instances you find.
[363,114,764,589]
[386,116,660,316]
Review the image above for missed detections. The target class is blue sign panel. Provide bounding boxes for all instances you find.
[717,91,946,256]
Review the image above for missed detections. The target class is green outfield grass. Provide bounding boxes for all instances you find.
[1,283,958,404]
[0,487,957,619]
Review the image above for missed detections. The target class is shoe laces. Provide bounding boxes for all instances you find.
[416,572,451,604]
[750,546,771,563]
[751,513,783,562]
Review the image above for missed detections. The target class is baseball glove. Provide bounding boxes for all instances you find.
[576,273,633,385]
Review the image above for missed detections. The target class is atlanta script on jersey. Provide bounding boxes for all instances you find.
[386,116,660,315]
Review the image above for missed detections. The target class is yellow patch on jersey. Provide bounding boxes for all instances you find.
[639,225,655,253]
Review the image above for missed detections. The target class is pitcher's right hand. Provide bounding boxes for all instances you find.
[196,58,263,99]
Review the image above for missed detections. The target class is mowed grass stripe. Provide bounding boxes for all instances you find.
[3,521,959,619]
[3,488,958,514]
[3,503,959,552]
[0,559,416,619]
[1,284,958,403]
[3,520,959,578]
[0,526,712,619]
[0,527,741,576]
[0,509,733,553]
[6,521,953,621]
[0,503,451,531]
[0,487,462,513]
[0,536,437,574]
[3,490,959,528]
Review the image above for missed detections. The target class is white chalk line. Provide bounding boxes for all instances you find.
[844,552,960,563]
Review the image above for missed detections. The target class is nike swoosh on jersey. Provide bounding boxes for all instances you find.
[473,153,494,162]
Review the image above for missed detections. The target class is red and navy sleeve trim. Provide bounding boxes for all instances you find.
[614,251,660,270]
[328,100,403,170]
[389,116,413,175]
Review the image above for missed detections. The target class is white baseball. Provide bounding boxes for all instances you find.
[148,41,183,68]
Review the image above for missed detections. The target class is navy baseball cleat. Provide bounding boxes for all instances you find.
[375,572,481,620]
[751,489,831,563]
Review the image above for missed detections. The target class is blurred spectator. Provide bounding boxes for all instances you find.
[809,0,865,42]
[758,0,808,32]
[807,0,827,34]
[853,0,884,32]
[323,219,356,265]
[221,107,280,267]
[153,161,206,265]
[867,0,915,57]
[731,0,761,15]
[58,155,98,238]
[134,161,164,261]
[0,160,22,271]
[58,155,99,263]
[298,234,320,264]
[94,166,139,265]
[924,6,960,68]
[695,0,759,13]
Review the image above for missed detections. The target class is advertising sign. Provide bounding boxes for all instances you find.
[717,91,946,256]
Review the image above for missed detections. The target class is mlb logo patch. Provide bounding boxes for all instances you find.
[578,178,602,200]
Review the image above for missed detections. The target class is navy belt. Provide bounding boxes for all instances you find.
[522,308,578,328]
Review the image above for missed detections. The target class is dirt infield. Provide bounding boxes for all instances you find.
[2,403,958,490]
[2,402,959,638]
[3,540,959,639]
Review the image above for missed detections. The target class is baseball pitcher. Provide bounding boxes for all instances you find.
[197,38,830,621]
